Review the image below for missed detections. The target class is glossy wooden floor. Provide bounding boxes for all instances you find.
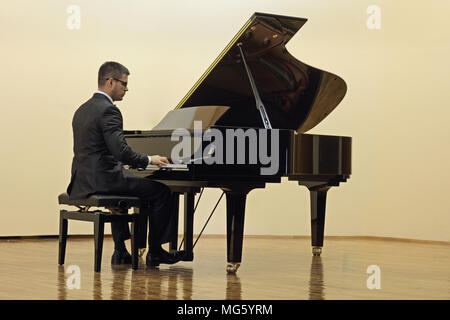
[0,236,448,300]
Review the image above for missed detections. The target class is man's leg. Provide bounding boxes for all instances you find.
[123,176,172,253]
[110,214,133,264]
[110,220,131,251]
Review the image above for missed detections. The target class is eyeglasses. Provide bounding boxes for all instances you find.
[107,78,128,88]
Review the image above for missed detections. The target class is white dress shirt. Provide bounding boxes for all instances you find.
[95,90,151,166]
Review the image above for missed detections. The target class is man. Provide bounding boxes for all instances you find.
[67,61,183,267]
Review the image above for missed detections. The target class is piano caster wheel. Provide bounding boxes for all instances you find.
[312,246,322,256]
[226,263,240,274]
[138,248,146,257]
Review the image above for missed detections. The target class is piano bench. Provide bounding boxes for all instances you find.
[57,193,141,272]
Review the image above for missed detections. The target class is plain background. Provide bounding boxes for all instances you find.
[0,0,449,242]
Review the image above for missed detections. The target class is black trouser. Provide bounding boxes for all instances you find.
[110,175,172,252]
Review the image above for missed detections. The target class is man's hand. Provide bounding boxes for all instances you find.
[150,155,170,166]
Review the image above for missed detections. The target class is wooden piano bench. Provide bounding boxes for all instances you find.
[57,193,141,272]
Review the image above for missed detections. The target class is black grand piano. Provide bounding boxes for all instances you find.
[124,12,351,273]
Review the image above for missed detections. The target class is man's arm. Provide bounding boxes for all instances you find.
[100,105,149,168]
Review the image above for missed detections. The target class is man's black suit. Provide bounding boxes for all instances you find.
[67,92,171,250]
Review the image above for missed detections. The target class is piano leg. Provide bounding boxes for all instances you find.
[224,189,251,274]
[183,192,195,261]
[168,192,180,254]
[164,186,202,261]
[308,185,331,257]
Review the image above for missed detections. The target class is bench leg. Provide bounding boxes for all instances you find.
[135,207,148,249]
[58,213,68,265]
[183,192,195,261]
[130,217,139,270]
[169,193,180,253]
[94,215,104,272]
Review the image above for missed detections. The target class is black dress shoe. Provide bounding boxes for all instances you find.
[146,249,186,267]
[111,249,132,265]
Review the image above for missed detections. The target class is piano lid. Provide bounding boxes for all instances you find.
[152,106,230,131]
[175,12,347,133]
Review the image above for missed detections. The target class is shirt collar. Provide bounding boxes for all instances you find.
[95,90,114,105]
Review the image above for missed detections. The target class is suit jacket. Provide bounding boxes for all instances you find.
[67,93,149,199]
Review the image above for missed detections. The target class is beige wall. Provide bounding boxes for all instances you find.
[0,0,449,241]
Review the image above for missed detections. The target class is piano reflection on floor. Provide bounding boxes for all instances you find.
[56,256,326,300]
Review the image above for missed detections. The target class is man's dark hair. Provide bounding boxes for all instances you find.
[98,61,130,86]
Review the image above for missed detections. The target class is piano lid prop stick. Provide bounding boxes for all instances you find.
[237,42,273,129]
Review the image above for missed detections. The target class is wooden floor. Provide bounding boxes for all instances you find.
[0,236,448,300]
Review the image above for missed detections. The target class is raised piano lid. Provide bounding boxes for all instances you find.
[174,12,347,133]
[152,105,230,131]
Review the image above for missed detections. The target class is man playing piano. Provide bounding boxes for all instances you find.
[66,61,183,267]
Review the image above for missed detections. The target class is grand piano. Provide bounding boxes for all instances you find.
[124,12,351,273]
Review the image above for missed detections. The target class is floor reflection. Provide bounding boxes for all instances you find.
[93,272,102,300]
[136,266,194,300]
[226,273,242,300]
[57,265,67,300]
[110,262,195,299]
[18,237,448,300]
[56,256,323,300]
[57,258,196,300]
[308,256,325,300]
